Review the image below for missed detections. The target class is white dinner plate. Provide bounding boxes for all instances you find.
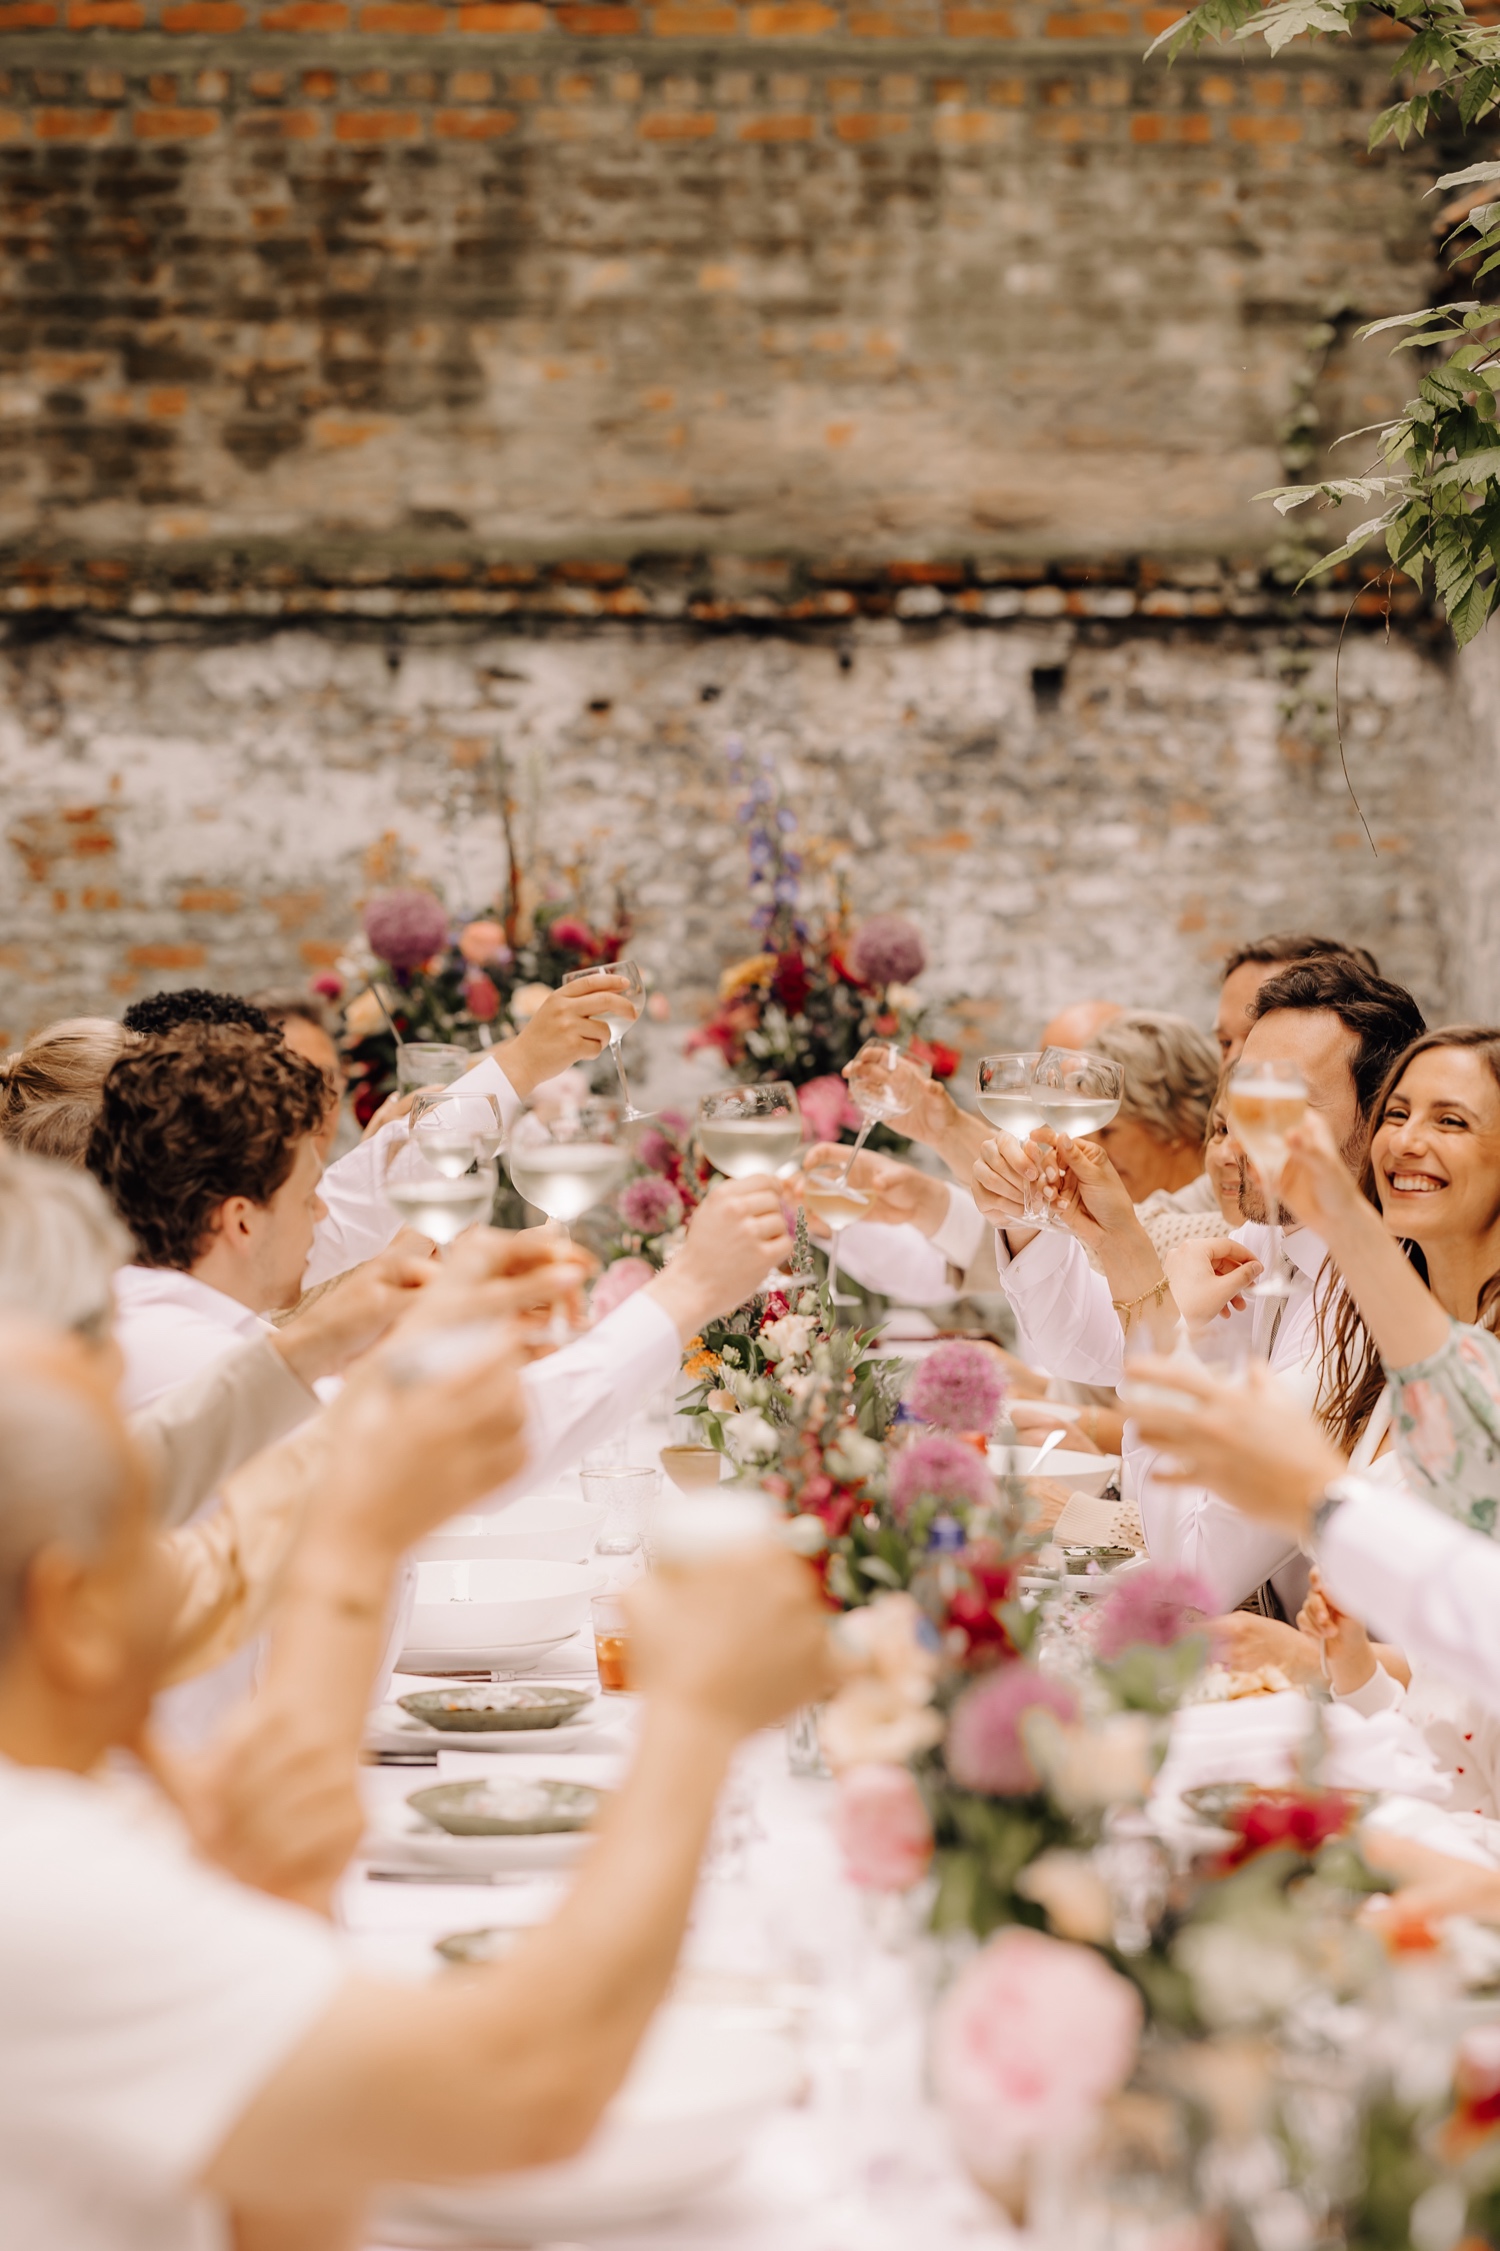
[394,1634,577,1676]
[361,1797,597,1879]
[364,1704,620,1758]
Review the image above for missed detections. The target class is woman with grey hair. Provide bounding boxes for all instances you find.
[1084,1009,1222,1205]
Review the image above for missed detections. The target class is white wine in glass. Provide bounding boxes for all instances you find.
[507,1119,632,1225]
[696,1084,803,1181]
[409,1091,505,1175]
[800,1163,869,1305]
[1224,1057,1308,1300]
[384,1165,498,1245]
[1033,1049,1124,1142]
[975,1053,1050,1225]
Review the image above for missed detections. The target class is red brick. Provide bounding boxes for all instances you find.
[161,0,245,25]
[148,74,179,99]
[129,945,206,971]
[134,107,220,138]
[81,888,121,911]
[1229,113,1301,142]
[333,109,422,138]
[66,0,144,21]
[747,0,836,27]
[1045,7,1129,30]
[556,3,639,24]
[196,68,230,98]
[433,105,517,134]
[178,888,242,913]
[447,68,494,96]
[0,2,58,24]
[737,111,816,137]
[1032,110,1106,139]
[934,108,1005,142]
[1141,3,1176,24]
[848,10,908,29]
[833,110,910,139]
[147,387,187,416]
[301,69,338,95]
[35,108,115,139]
[1199,73,1234,105]
[238,106,322,136]
[353,69,391,92]
[640,109,717,136]
[653,0,737,25]
[458,1,548,22]
[1249,73,1287,105]
[262,1,348,24]
[943,7,1015,31]
[359,1,448,25]
[249,69,287,95]
[0,110,24,138]
[1131,111,1211,142]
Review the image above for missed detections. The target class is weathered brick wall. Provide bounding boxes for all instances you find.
[0,614,1476,1053]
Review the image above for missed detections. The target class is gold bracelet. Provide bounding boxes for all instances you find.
[1111,1274,1169,1332]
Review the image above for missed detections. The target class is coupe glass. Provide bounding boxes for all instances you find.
[395,1041,472,1095]
[975,1051,1050,1227]
[836,1040,931,1181]
[1033,1045,1125,1232]
[800,1162,870,1307]
[381,1122,497,1252]
[505,1098,631,1234]
[562,960,648,1122]
[408,1090,505,1172]
[696,1081,802,1289]
[1224,1056,1308,1301]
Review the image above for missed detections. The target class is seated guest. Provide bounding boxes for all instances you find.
[1215,932,1380,1064]
[1040,998,1122,1050]
[972,954,1427,1610]
[250,989,346,1159]
[121,987,276,1037]
[0,1017,130,1163]
[1077,1009,1221,1210]
[0,1324,831,2249]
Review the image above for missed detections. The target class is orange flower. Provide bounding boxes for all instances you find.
[682,1339,721,1380]
[717,952,778,1002]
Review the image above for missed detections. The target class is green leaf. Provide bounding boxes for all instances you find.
[1447,575,1496,646]
[1433,158,1500,192]
[1361,303,1479,339]
[1429,446,1500,486]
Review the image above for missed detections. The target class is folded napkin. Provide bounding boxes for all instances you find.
[1156,1692,1451,1807]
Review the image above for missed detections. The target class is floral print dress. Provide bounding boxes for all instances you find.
[1389,1323,1500,1538]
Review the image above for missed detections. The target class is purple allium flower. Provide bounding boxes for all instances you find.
[906,1341,1007,1434]
[590,1256,655,1318]
[618,1176,684,1234]
[1093,1565,1217,1662]
[946,1667,1080,1795]
[888,1432,997,1522]
[362,888,450,972]
[635,1127,676,1177]
[849,914,926,988]
[658,1108,690,1137]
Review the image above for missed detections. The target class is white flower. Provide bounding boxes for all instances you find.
[820,1678,944,1772]
[1022,1710,1158,1815]
[763,1314,815,1364]
[1014,1851,1116,1946]
[724,1409,780,1465]
[885,982,922,1012]
[1174,1924,1307,2032]
[826,1428,884,1485]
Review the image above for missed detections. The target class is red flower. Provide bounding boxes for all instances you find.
[550,916,600,957]
[685,1018,739,1060]
[814,1490,859,1539]
[828,950,868,989]
[944,1555,1019,1664]
[772,950,811,1015]
[761,1291,791,1323]
[1220,1792,1356,1870]
[909,1036,960,1081]
[353,1080,384,1127]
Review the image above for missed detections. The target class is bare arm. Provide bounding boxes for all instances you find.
[1279,1109,1450,1370]
[201,1548,835,2209]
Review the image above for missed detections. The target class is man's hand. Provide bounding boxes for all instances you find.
[1278,1108,1372,1241]
[1297,1571,1377,1697]
[361,1089,420,1141]
[1163,1236,1264,1327]
[1121,1354,1347,1537]
[626,1545,836,1739]
[394,1225,594,1355]
[273,1238,439,1387]
[496,973,632,1100]
[645,1178,792,1340]
[1211,1612,1323,1687]
[842,1051,953,1150]
[797,1144,949,1237]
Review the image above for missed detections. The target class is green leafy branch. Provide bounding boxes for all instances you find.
[1148,0,1500,643]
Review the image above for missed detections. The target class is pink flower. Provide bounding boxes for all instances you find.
[590,1257,655,1317]
[797,1074,860,1144]
[906,1340,1006,1433]
[362,889,450,972]
[888,1431,997,1521]
[932,1928,1142,2174]
[849,915,926,988]
[1401,1376,1457,1478]
[636,1127,677,1176]
[619,1176,683,1234]
[458,918,510,967]
[1093,1564,1215,1662]
[462,970,500,1022]
[946,1667,1080,1795]
[311,974,343,1000]
[834,1765,933,1891]
[646,991,672,1021]
[550,915,599,957]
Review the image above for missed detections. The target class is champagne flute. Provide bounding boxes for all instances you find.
[837,1040,932,1183]
[562,961,649,1122]
[381,1124,498,1251]
[696,1082,802,1290]
[1224,1057,1308,1301]
[800,1163,870,1306]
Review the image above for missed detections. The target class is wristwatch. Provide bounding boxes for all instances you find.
[1309,1476,1359,1547]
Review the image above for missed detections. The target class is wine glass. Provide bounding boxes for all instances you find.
[408,1090,505,1173]
[505,1098,632,1235]
[975,1052,1050,1227]
[800,1163,870,1306]
[836,1040,931,1182]
[562,961,649,1122]
[1029,1048,1125,1233]
[395,1041,472,1095]
[696,1082,802,1290]
[1224,1056,1308,1301]
[381,1121,498,1252]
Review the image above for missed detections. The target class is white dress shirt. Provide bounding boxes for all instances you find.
[1319,1477,1500,1723]
[113,1267,270,1416]
[835,1184,989,1305]
[303,1051,525,1289]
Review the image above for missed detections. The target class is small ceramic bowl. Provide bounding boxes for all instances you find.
[397,1683,593,1733]
[408,1776,605,1837]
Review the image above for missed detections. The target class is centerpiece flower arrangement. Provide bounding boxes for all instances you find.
[688,743,959,1134]
[328,877,633,1124]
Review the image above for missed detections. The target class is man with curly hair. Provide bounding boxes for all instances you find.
[88,1026,341,1413]
[121,989,276,1040]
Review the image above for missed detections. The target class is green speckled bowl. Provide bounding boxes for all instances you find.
[397,1683,593,1733]
[408,1776,605,1838]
